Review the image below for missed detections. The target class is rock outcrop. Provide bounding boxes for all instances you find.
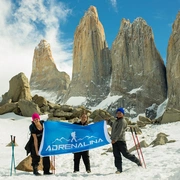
[16,155,55,172]
[149,133,175,147]
[109,18,167,116]
[154,108,180,124]
[0,103,18,115]
[30,40,70,101]
[0,72,32,106]
[18,99,41,117]
[62,6,111,106]
[166,11,180,109]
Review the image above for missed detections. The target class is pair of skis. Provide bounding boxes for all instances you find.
[130,127,146,168]
[10,135,16,176]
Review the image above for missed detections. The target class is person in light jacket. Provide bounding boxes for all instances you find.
[106,107,141,174]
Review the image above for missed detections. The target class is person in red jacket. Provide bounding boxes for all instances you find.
[73,113,91,173]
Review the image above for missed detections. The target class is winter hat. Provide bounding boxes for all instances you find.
[116,107,124,114]
[32,113,40,121]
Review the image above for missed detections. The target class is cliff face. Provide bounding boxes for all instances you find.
[62,6,111,105]
[167,11,180,109]
[110,18,167,114]
[30,40,70,99]
[28,7,180,118]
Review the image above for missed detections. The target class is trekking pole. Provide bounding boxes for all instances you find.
[10,135,16,176]
[134,128,146,168]
[130,127,142,165]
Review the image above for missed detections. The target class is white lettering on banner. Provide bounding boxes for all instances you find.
[45,138,104,152]
[52,145,57,151]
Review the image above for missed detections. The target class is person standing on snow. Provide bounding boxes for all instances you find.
[73,113,91,173]
[29,113,52,176]
[106,107,141,174]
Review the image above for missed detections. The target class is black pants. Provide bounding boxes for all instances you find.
[112,141,140,172]
[30,145,50,173]
[73,151,90,171]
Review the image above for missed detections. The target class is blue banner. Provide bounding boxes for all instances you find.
[39,120,111,156]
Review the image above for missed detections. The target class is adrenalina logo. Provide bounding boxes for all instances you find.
[45,131,104,152]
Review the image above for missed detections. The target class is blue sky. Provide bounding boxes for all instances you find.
[0,0,179,96]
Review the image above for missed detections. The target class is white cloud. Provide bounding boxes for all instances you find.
[0,0,73,96]
[110,0,117,9]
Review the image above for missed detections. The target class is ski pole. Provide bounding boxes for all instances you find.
[134,128,146,168]
[130,127,142,165]
[10,135,16,176]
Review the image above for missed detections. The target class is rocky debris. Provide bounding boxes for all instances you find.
[18,99,41,117]
[32,95,48,108]
[149,132,175,147]
[89,109,113,122]
[48,105,91,122]
[137,116,152,127]
[0,71,179,126]
[128,140,149,153]
[0,103,18,115]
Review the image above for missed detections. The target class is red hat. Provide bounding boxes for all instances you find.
[32,113,40,121]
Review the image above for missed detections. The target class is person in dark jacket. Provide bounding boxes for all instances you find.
[29,113,52,176]
[106,107,141,174]
[73,113,91,173]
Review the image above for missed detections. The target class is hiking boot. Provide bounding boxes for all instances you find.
[44,171,53,175]
[115,169,121,174]
[137,161,142,166]
[73,170,79,173]
[87,170,91,173]
[115,170,121,174]
[33,165,41,176]
[34,172,41,176]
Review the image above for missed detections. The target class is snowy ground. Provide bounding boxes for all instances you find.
[0,113,180,180]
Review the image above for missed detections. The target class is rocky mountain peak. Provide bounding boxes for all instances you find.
[119,17,153,41]
[30,40,70,101]
[61,6,111,106]
[134,17,147,24]
[31,40,56,73]
[36,39,50,50]
[110,17,167,115]
[120,17,148,31]
[85,6,98,18]
[172,11,180,31]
